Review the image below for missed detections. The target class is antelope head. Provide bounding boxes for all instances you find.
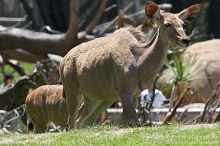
[145,2,201,48]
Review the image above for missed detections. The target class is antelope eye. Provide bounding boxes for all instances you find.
[164,22,171,27]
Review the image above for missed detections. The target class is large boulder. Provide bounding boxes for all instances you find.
[158,39,220,105]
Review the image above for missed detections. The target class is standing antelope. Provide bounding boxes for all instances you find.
[25,85,68,133]
[60,1,200,129]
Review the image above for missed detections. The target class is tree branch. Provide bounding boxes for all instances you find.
[0,27,74,56]
[85,0,107,33]
[66,0,79,38]
[0,0,80,62]
[4,59,26,76]
[163,86,189,124]
[1,48,46,62]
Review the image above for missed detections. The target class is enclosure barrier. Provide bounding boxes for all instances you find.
[107,108,220,113]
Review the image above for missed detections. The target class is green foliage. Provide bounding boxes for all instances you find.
[0,124,220,146]
[20,62,35,73]
[0,62,34,84]
[164,53,205,83]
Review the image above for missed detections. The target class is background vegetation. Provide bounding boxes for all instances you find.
[0,62,34,84]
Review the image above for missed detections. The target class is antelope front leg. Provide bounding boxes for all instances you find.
[120,92,140,127]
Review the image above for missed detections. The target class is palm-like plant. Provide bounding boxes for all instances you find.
[164,52,206,84]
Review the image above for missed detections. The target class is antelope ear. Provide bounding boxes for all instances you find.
[178,4,201,22]
[145,1,160,20]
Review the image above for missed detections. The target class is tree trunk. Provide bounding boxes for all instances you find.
[207,0,220,37]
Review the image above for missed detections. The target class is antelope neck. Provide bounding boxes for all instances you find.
[137,26,170,82]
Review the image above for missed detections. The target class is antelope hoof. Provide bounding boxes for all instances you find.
[122,118,140,128]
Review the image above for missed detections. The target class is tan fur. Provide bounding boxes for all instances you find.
[115,27,145,42]
[25,85,68,133]
[60,2,200,129]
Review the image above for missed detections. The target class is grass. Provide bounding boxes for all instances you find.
[0,123,220,146]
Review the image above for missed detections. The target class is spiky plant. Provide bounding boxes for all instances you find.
[164,52,206,84]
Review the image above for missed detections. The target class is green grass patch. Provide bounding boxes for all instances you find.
[0,123,220,146]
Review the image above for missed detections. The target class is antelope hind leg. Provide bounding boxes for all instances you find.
[65,89,83,130]
[83,100,113,126]
[33,121,47,134]
[76,96,101,129]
